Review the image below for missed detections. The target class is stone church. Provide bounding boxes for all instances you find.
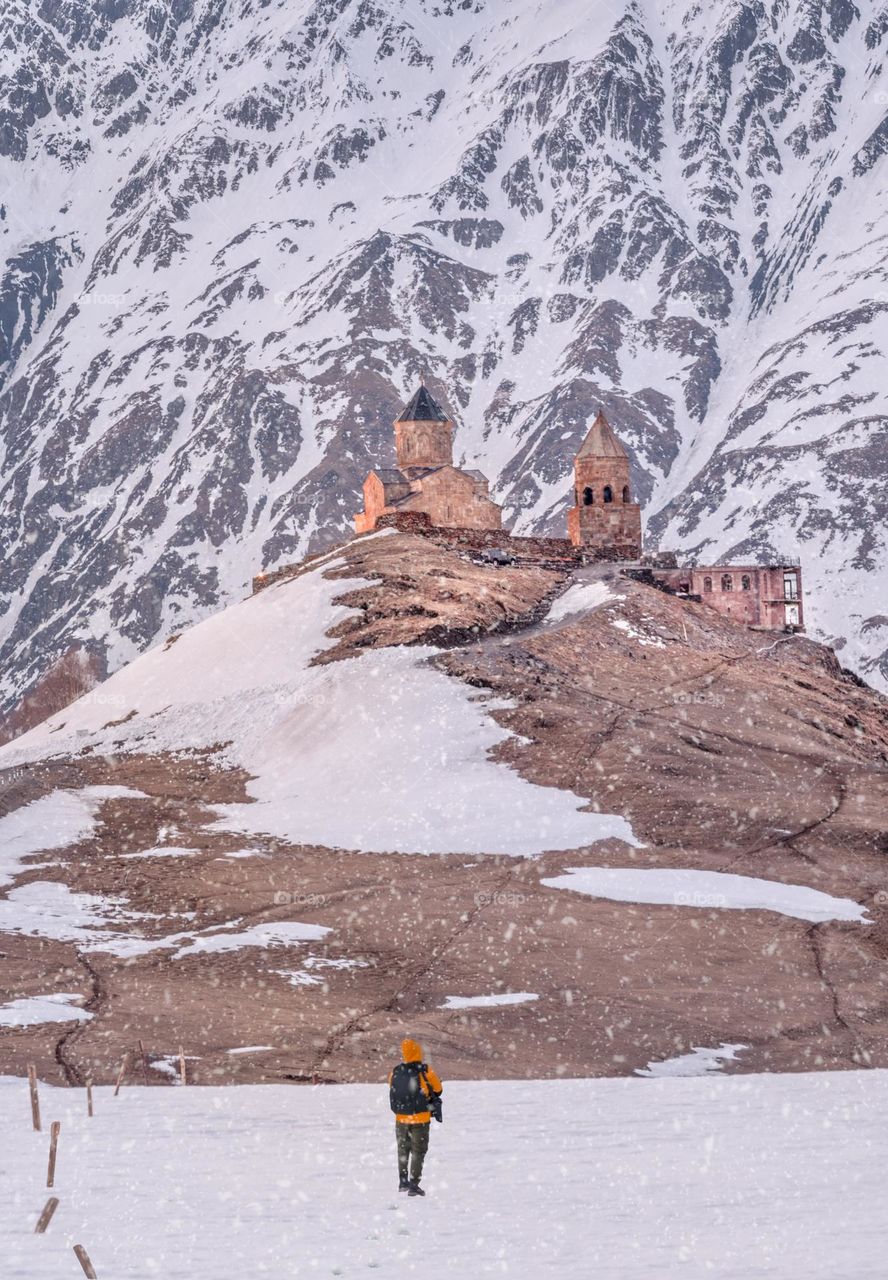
[354,385,502,534]
[351,382,803,633]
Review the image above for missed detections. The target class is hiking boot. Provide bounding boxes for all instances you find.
[398,1175,410,1193]
[408,1181,425,1197]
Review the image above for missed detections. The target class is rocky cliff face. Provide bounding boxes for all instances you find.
[1,0,887,712]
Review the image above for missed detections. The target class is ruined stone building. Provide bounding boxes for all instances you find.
[652,562,804,630]
[354,385,502,534]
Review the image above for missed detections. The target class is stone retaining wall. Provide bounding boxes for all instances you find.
[253,515,639,594]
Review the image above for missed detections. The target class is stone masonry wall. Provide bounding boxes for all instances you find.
[376,512,578,562]
[397,467,502,530]
[253,514,646,595]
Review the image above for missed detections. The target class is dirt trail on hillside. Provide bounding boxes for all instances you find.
[1,533,887,1087]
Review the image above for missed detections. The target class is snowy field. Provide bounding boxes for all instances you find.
[4,1071,887,1279]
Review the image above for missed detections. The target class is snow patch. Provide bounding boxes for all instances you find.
[610,618,666,648]
[0,787,145,886]
[172,922,331,959]
[441,992,539,1009]
[217,642,639,856]
[0,881,158,945]
[541,867,870,923]
[274,956,367,987]
[545,580,620,623]
[149,1054,197,1081]
[637,1043,747,1078]
[0,993,92,1027]
[0,880,322,960]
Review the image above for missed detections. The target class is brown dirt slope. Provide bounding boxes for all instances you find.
[1,532,886,1088]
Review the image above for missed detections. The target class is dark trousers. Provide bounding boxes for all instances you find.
[396,1121,430,1183]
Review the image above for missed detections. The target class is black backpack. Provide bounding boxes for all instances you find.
[390,1062,443,1123]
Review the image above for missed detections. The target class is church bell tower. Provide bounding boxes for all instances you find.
[394,384,453,471]
[567,409,642,558]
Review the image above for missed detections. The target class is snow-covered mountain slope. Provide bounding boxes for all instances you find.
[1,0,887,711]
[5,1071,888,1279]
[2,533,636,855]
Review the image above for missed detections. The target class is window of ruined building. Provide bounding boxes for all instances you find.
[784,572,798,600]
[721,574,733,591]
[622,485,630,503]
[603,485,613,503]
[741,574,751,591]
[703,576,712,592]
[582,486,593,506]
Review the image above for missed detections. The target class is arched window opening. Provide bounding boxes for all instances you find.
[603,485,613,504]
[741,574,751,591]
[582,486,593,506]
[703,577,712,593]
[721,574,733,592]
[622,485,630,503]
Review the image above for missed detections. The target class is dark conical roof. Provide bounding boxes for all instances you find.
[396,384,449,423]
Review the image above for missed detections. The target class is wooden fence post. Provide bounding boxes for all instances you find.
[74,1244,98,1278]
[27,1063,41,1132]
[138,1040,150,1086]
[46,1121,60,1188]
[86,1078,93,1117]
[114,1052,130,1097]
[178,1046,187,1086]
[34,1196,59,1234]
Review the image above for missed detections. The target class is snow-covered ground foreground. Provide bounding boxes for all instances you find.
[4,1071,887,1279]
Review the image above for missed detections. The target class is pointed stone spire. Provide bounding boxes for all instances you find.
[567,408,641,556]
[397,384,449,423]
[576,409,629,459]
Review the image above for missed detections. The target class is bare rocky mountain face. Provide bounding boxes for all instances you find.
[0,534,886,1085]
[1,0,887,721]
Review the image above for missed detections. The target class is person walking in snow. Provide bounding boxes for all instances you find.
[389,1038,443,1197]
